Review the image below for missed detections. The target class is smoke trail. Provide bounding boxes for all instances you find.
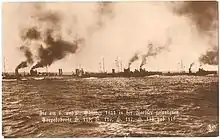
[174,1,218,66]
[15,61,28,76]
[175,1,218,33]
[140,37,172,68]
[15,45,33,72]
[188,62,194,73]
[140,43,165,68]
[20,27,41,41]
[16,61,28,69]
[19,45,33,64]
[128,52,139,67]
[128,35,172,68]
[199,48,218,65]
[35,10,61,25]
[189,62,194,69]
[16,3,85,71]
[31,31,82,70]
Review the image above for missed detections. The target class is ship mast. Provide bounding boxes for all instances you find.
[115,57,123,72]
[46,66,48,76]
[120,60,123,72]
[115,57,120,72]
[3,56,6,73]
[102,57,105,73]
[179,60,185,72]
[99,62,102,72]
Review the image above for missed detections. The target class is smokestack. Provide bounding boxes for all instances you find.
[140,42,169,68]
[189,62,194,74]
[128,64,131,70]
[140,65,143,70]
[58,69,63,76]
[15,68,19,77]
[112,69,115,74]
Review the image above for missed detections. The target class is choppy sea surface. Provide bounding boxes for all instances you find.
[2,75,219,137]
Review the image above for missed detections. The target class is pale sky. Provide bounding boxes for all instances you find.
[2,2,218,73]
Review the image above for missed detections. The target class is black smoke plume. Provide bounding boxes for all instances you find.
[189,62,194,73]
[16,61,28,69]
[140,38,171,68]
[189,62,194,69]
[19,45,34,64]
[31,30,82,70]
[140,43,165,68]
[174,1,218,66]
[16,4,84,73]
[199,49,218,65]
[128,52,139,67]
[15,46,33,73]
[21,27,41,41]
[15,61,28,76]
[174,1,218,32]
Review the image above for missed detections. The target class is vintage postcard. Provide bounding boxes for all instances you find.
[2,1,219,138]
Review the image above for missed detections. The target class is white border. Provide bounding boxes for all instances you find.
[0,1,219,139]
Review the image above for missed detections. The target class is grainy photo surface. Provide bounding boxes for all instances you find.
[2,1,219,138]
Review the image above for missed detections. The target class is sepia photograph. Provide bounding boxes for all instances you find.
[2,1,219,137]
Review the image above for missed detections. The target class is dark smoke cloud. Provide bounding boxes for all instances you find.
[20,46,34,64]
[199,49,218,65]
[15,61,28,76]
[140,43,165,68]
[16,45,33,73]
[16,61,28,69]
[16,3,116,72]
[140,37,171,68]
[174,1,218,32]
[21,27,41,40]
[189,62,194,73]
[189,62,194,69]
[128,52,139,67]
[128,37,171,68]
[31,31,82,70]
[16,3,84,72]
[174,1,218,66]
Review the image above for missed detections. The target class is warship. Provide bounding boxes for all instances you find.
[2,59,218,80]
